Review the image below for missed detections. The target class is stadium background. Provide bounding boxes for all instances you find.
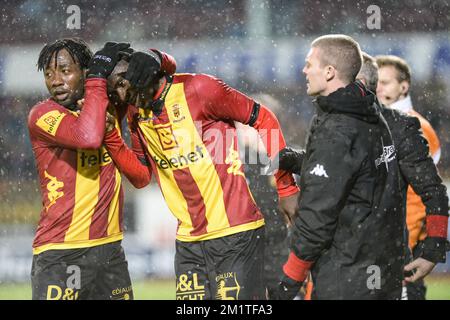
[0,0,450,299]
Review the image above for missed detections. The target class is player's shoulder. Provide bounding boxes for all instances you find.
[409,109,438,139]
[312,115,357,149]
[173,73,222,89]
[385,107,420,130]
[28,99,64,122]
[28,99,68,133]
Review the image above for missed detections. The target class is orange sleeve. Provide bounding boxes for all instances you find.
[412,111,441,163]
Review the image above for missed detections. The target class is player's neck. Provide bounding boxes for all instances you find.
[321,79,348,96]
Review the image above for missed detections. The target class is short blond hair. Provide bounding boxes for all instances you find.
[375,55,411,85]
[311,34,363,83]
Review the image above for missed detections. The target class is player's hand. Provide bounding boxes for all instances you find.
[105,111,116,133]
[278,192,299,227]
[267,275,303,300]
[125,51,162,89]
[278,147,305,175]
[76,99,84,113]
[403,257,435,283]
[87,42,131,79]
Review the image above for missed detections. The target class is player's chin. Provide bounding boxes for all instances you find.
[55,95,76,107]
[306,87,316,96]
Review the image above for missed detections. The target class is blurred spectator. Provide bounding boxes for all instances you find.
[1,0,450,44]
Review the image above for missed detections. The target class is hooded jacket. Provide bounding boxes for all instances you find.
[290,82,406,299]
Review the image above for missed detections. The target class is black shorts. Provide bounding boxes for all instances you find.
[175,227,265,300]
[31,241,133,300]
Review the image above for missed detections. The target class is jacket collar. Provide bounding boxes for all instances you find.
[313,81,379,123]
[389,95,413,113]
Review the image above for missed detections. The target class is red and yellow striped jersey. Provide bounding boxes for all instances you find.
[28,79,124,254]
[127,73,297,241]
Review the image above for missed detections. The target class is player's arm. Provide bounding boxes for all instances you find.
[397,114,449,273]
[270,127,358,299]
[196,74,299,198]
[277,147,306,176]
[28,78,109,149]
[103,106,152,189]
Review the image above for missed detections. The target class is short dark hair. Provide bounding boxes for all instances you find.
[37,38,92,71]
[375,55,411,85]
[357,52,378,92]
[311,34,363,83]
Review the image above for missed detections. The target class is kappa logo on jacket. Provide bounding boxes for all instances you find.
[309,164,329,178]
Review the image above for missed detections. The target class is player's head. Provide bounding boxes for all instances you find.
[38,38,92,108]
[303,34,362,96]
[107,57,161,109]
[107,59,136,107]
[375,55,411,106]
[356,52,378,93]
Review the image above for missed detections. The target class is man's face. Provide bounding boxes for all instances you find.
[44,49,84,107]
[376,65,408,106]
[302,47,329,96]
[108,59,153,109]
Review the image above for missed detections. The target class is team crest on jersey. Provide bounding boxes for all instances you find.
[36,110,66,136]
[172,104,186,123]
[156,124,178,150]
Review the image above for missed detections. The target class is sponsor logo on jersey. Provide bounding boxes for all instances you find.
[79,148,112,167]
[156,124,179,150]
[36,110,66,136]
[153,145,205,170]
[44,170,64,210]
[225,140,245,177]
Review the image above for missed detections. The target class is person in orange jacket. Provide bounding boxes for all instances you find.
[375,54,448,299]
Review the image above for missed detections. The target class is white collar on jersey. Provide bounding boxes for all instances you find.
[389,95,413,113]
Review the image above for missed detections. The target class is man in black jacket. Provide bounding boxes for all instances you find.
[269,35,406,300]
[277,51,450,300]
[357,53,449,299]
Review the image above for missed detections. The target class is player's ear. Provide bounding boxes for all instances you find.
[325,65,335,81]
[400,81,409,95]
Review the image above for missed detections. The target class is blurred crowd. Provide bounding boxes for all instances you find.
[1,0,450,43]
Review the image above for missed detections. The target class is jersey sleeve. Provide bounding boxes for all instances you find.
[28,78,109,150]
[193,74,299,197]
[103,127,151,189]
[194,74,255,124]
